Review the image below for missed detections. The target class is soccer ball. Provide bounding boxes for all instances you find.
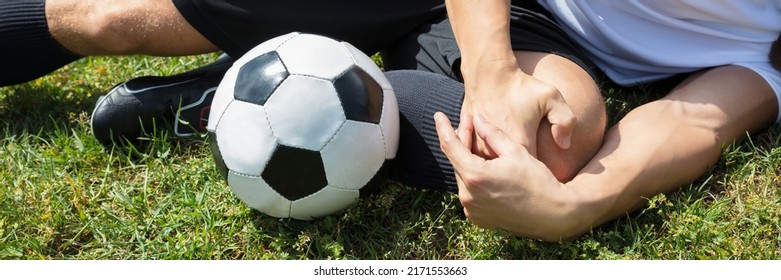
[207,32,399,220]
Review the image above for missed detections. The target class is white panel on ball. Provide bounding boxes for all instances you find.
[379,86,400,159]
[289,186,359,220]
[228,172,291,218]
[207,68,239,131]
[321,121,386,190]
[216,101,277,176]
[276,33,355,81]
[264,75,346,151]
[341,42,393,91]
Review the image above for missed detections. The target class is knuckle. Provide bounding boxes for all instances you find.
[482,127,503,142]
[439,139,448,151]
[439,135,455,152]
[460,170,485,187]
[460,197,475,209]
[536,84,562,103]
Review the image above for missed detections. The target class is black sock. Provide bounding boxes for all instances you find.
[0,0,82,87]
[385,70,463,193]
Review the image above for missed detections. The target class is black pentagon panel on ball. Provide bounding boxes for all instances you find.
[234,51,289,106]
[208,131,229,182]
[262,145,328,201]
[333,66,384,124]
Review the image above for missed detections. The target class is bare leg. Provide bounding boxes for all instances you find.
[571,66,778,236]
[46,0,218,56]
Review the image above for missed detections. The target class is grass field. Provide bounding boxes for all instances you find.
[1,54,780,260]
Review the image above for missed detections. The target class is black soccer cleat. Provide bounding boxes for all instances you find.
[90,54,233,147]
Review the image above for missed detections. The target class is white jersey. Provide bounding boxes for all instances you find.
[539,0,781,121]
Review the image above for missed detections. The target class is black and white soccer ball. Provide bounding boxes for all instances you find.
[207,32,399,220]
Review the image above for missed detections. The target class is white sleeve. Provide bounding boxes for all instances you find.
[732,61,781,123]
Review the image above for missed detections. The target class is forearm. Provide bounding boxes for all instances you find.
[562,66,778,238]
[566,101,723,234]
[445,0,583,159]
[445,0,519,83]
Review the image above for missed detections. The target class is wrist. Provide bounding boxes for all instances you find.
[459,55,520,84]
[558,183,604,240]
[460,58,528,101]
[527,183,595,242]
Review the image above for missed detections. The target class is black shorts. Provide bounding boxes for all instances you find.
[382,0,599,82]
[172,0,446,58]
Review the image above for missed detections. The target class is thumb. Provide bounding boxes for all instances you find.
[543,95,577,150]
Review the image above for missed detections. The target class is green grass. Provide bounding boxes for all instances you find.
[1,55,780,260]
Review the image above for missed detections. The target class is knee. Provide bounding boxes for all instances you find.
[537,95,607,182]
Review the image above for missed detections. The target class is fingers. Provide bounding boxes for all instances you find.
[472,114,519,157]
[456,113,474,149]
[438,113,499,231]
[434,112,483,175]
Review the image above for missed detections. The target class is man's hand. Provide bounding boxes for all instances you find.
[460,66,577,158]
[435,112,581,241]
[445,0,576,159]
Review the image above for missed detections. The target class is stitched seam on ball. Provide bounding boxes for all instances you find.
[258,106,282,168]
[228,169,262,179]
[327,185,360,192]
[260,103,278,140]
[322,116,347,150]
[213,99,235,129]
[276,32,301,51]
[380,124,388,159]
[291,73,338,82]
[342,43,358,65]
[258,99,284,177]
